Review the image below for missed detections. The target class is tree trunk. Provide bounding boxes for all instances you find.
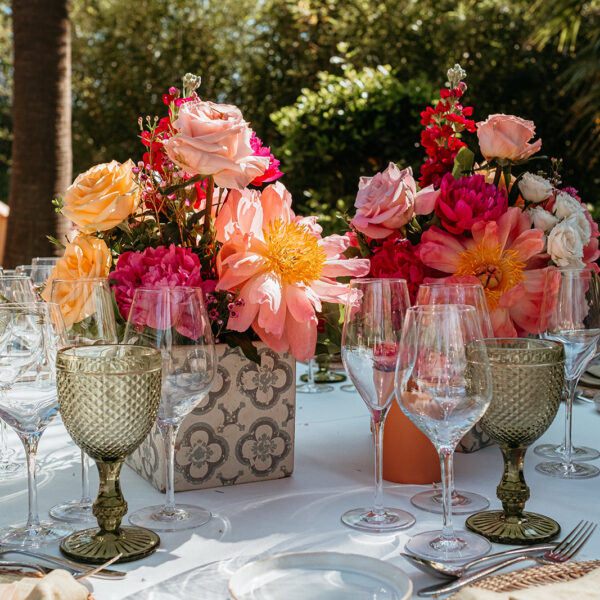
[4,0,71,268]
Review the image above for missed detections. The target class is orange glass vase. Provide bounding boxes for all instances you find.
[383,401,441,484]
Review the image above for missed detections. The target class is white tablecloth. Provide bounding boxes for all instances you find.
[1,371,599,599]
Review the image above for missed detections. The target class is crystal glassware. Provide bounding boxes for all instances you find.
[340,278,416,532]
[124,287,217,531]
[31,257,59,267]
[15,264,55,297]
[411,281,493,515]
[465,338,565,544]
[48,278,118,524]
[297,358,334,393]
[56,344,162,563]
[0,302,73,547]
[396,304,492,561]
[535,267,600,478]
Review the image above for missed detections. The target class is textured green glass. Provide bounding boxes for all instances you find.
[56,345,162,563]
[466,339,565,544]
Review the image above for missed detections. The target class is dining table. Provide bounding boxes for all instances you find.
[1,367,599,599]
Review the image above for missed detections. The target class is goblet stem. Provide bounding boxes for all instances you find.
[94,460,127,534]
[80,451,93,508]
[371,411,386,518]
[22,432,41,533]
[439,448,455,542]
[158,421,180,514]
[563,378,577,470]
[1,421,7,456]
[307,359,316,386]
[497,446,528,521]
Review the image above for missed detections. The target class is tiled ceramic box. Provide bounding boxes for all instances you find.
[126,344,296,491]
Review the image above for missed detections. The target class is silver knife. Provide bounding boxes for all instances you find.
[417,555,537,597]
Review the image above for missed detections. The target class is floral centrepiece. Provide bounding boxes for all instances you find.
[349,65,599,337]
[46,73,369,361]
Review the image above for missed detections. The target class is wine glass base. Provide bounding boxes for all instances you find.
[411,490,490,515]
[405,529,491,562]
[0,461,24,480]
[340,384,356,393]
[49,500,96,524]
[300,372,347,384]
[533,443,600,461]
[341,507,415,533]
[0,521,74,548]
[466,510,560,544]
[60,525,160,564]
[128,504,211,532]
[297,383,334,394]
[535,460,600,479]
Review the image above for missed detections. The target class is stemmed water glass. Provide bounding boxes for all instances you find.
[124,287,217,531]
[396,304,492,561]
[340,278,416,532]
[0,302,73,546]
[535,267,600,478]
[15,264,55,297]
[411,281,493,515]
[297,358,334,393]
[48,278,118,523]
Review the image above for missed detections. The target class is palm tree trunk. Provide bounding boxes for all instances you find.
[4,0,71,268]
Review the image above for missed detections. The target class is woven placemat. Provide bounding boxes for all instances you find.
[450,560,600,596]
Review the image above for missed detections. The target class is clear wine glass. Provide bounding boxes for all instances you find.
[396,304,492,561]
[15,264,55,298]
[411,281,492,515]
[48,277,118,523]
[31,257,59,267]
[124,287,217,531]
[297,358,333,393]
[535,267,600,478]
[0,302,73,547]
[340,278,416,532]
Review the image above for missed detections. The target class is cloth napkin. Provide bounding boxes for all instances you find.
[452,566,600,600]
[0,569,89,600]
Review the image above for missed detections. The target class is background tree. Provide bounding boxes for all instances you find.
[4,0,71,267]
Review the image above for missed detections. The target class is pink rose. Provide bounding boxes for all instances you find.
[350,163,439,239]
[476,114,542,162]
[162,100,269,189]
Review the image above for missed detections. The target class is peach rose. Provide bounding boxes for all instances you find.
[41,235,112,328]
[61,160,139,233]
[163,100,269,189]
[350,163,439,239]
[476,114,542,162]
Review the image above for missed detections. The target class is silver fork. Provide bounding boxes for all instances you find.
[418,520,597,597]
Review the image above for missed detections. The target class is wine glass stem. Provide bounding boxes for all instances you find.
[307,359,315,386]
[0,420,7,460]
[439,447,456,541]
[22,432,41,532]
[564,378,577,468]
[158,421,180,514]
[371,412,386,517]
[80,450,92,507]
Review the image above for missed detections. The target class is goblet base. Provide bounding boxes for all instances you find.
[533,443,600,461]
[341,507,415,533]
[466,510,560,544]
[128,504,211,532]
[340,384,356,393]
[0,521,74,548]
[49,500,96,524]
[297,383,333,394]
[60,526,160,564]
[411,489,490,515]
[0,460,24,480]
[405,529,491,562]
[535,460,600,479]
[300,372,347,384]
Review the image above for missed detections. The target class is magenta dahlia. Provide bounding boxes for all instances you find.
[435,173,508,235]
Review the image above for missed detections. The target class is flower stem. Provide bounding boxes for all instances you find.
[204,176,214,234]
[493,165,502,187]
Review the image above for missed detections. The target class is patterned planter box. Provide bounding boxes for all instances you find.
[457,424,493,453]
[126,344,296,491]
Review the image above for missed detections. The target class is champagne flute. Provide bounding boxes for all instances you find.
[48,278,118,523]
[396,304,492,560]
[124,287,217,531]
[411,281,492,514]
[535,267,600,478]
[0,302,73,546]
[340,278,415,532]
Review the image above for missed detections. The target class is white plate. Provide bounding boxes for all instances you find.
[228,551,412,600]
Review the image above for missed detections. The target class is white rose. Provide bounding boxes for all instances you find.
[518,172,553,203]
[547,215,585,267]
[529,206,559,233]
[553,191,584,219]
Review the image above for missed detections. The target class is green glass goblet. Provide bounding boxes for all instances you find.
[466,339,565,544]
[56,345,162,564]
